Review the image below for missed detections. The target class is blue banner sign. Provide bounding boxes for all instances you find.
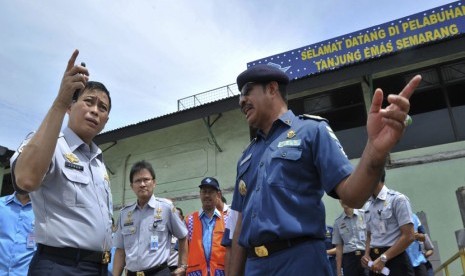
[247,1,465,80]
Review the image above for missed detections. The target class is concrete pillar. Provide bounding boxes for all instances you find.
[456,187,465,228]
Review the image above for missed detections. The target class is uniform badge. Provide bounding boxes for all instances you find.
[102,251,110,264]
[104,172,110,183]
[254,245,269,257]
[239,180,247,196]
[155,207,162,219]
[64,153,80,163]
[287,130,296,139]
[124,211,133,226]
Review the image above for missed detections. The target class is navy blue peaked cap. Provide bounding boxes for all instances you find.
[199,177,220,191]
[236,64,289,91]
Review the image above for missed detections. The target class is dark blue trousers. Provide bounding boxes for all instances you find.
[245,239,333,275]
[28,250,108,276]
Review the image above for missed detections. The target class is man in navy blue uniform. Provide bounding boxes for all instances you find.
[229,64,421,275]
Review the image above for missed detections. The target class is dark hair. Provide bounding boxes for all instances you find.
[259,82,288,101]
[129,160,156,183]
[176,207,184,218]
[72,81,112,112]
[380,169,386,183]
[221,196,227,204]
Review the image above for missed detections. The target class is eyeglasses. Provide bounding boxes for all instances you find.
[132,178,154,185]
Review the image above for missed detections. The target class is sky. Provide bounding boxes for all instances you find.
[0,0,455,150]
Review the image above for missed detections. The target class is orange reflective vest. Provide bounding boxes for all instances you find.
[186,211,226,276]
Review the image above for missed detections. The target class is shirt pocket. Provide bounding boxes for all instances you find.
[61,168,90,208]
[122,226,137,247]
[270,147,303,161]
[380,207,393,220]
[269,147,303,191]
[150,223,166,233]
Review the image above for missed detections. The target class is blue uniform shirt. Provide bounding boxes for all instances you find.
[365,185,413,248]
[114,196,188,272]
[231,110,353,247]
[11,127,113,251]
[0,193,35,276]
[200,208,222,262]
[406,213,427,267]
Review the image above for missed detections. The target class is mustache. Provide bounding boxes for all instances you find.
[241,103,253,114]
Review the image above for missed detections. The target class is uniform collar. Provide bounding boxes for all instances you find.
[63,127,102,160]
[147,195,157,209]
[4,193,15,204]
[199,207,221,219]
[343,208,362,219]
[373,185,389,201]
[5,192,31,207]
[128,194,156,211]
[277,110,295,127]
[256,110,295,139]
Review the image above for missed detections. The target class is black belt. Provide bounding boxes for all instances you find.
[37,244,111,264]
[371,247,389,255]
[344,250,365,256]
[127,262,168,276]
[247,236,312,258]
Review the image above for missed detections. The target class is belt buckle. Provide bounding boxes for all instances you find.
[136,272,145,276]
[254,245,269,257]
[373,248,379,254]
[355,250,361,256]
[102,251,110,264]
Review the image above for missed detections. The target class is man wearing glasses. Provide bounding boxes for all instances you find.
[113,160,188,276]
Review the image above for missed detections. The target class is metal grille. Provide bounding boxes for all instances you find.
[177,83,238,111]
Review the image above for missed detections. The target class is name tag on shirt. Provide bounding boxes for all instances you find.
[150,235,159,251]
[65,161,84,171]
[359,231,366,241]
[277,139,301,148]
[27,233,36,249]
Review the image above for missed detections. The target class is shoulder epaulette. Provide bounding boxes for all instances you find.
[120,202,136,210]
[387,189,400,196]
[156,197,173,205]
[299,114,328,122]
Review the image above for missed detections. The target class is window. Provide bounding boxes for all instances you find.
[289,84,367,158]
